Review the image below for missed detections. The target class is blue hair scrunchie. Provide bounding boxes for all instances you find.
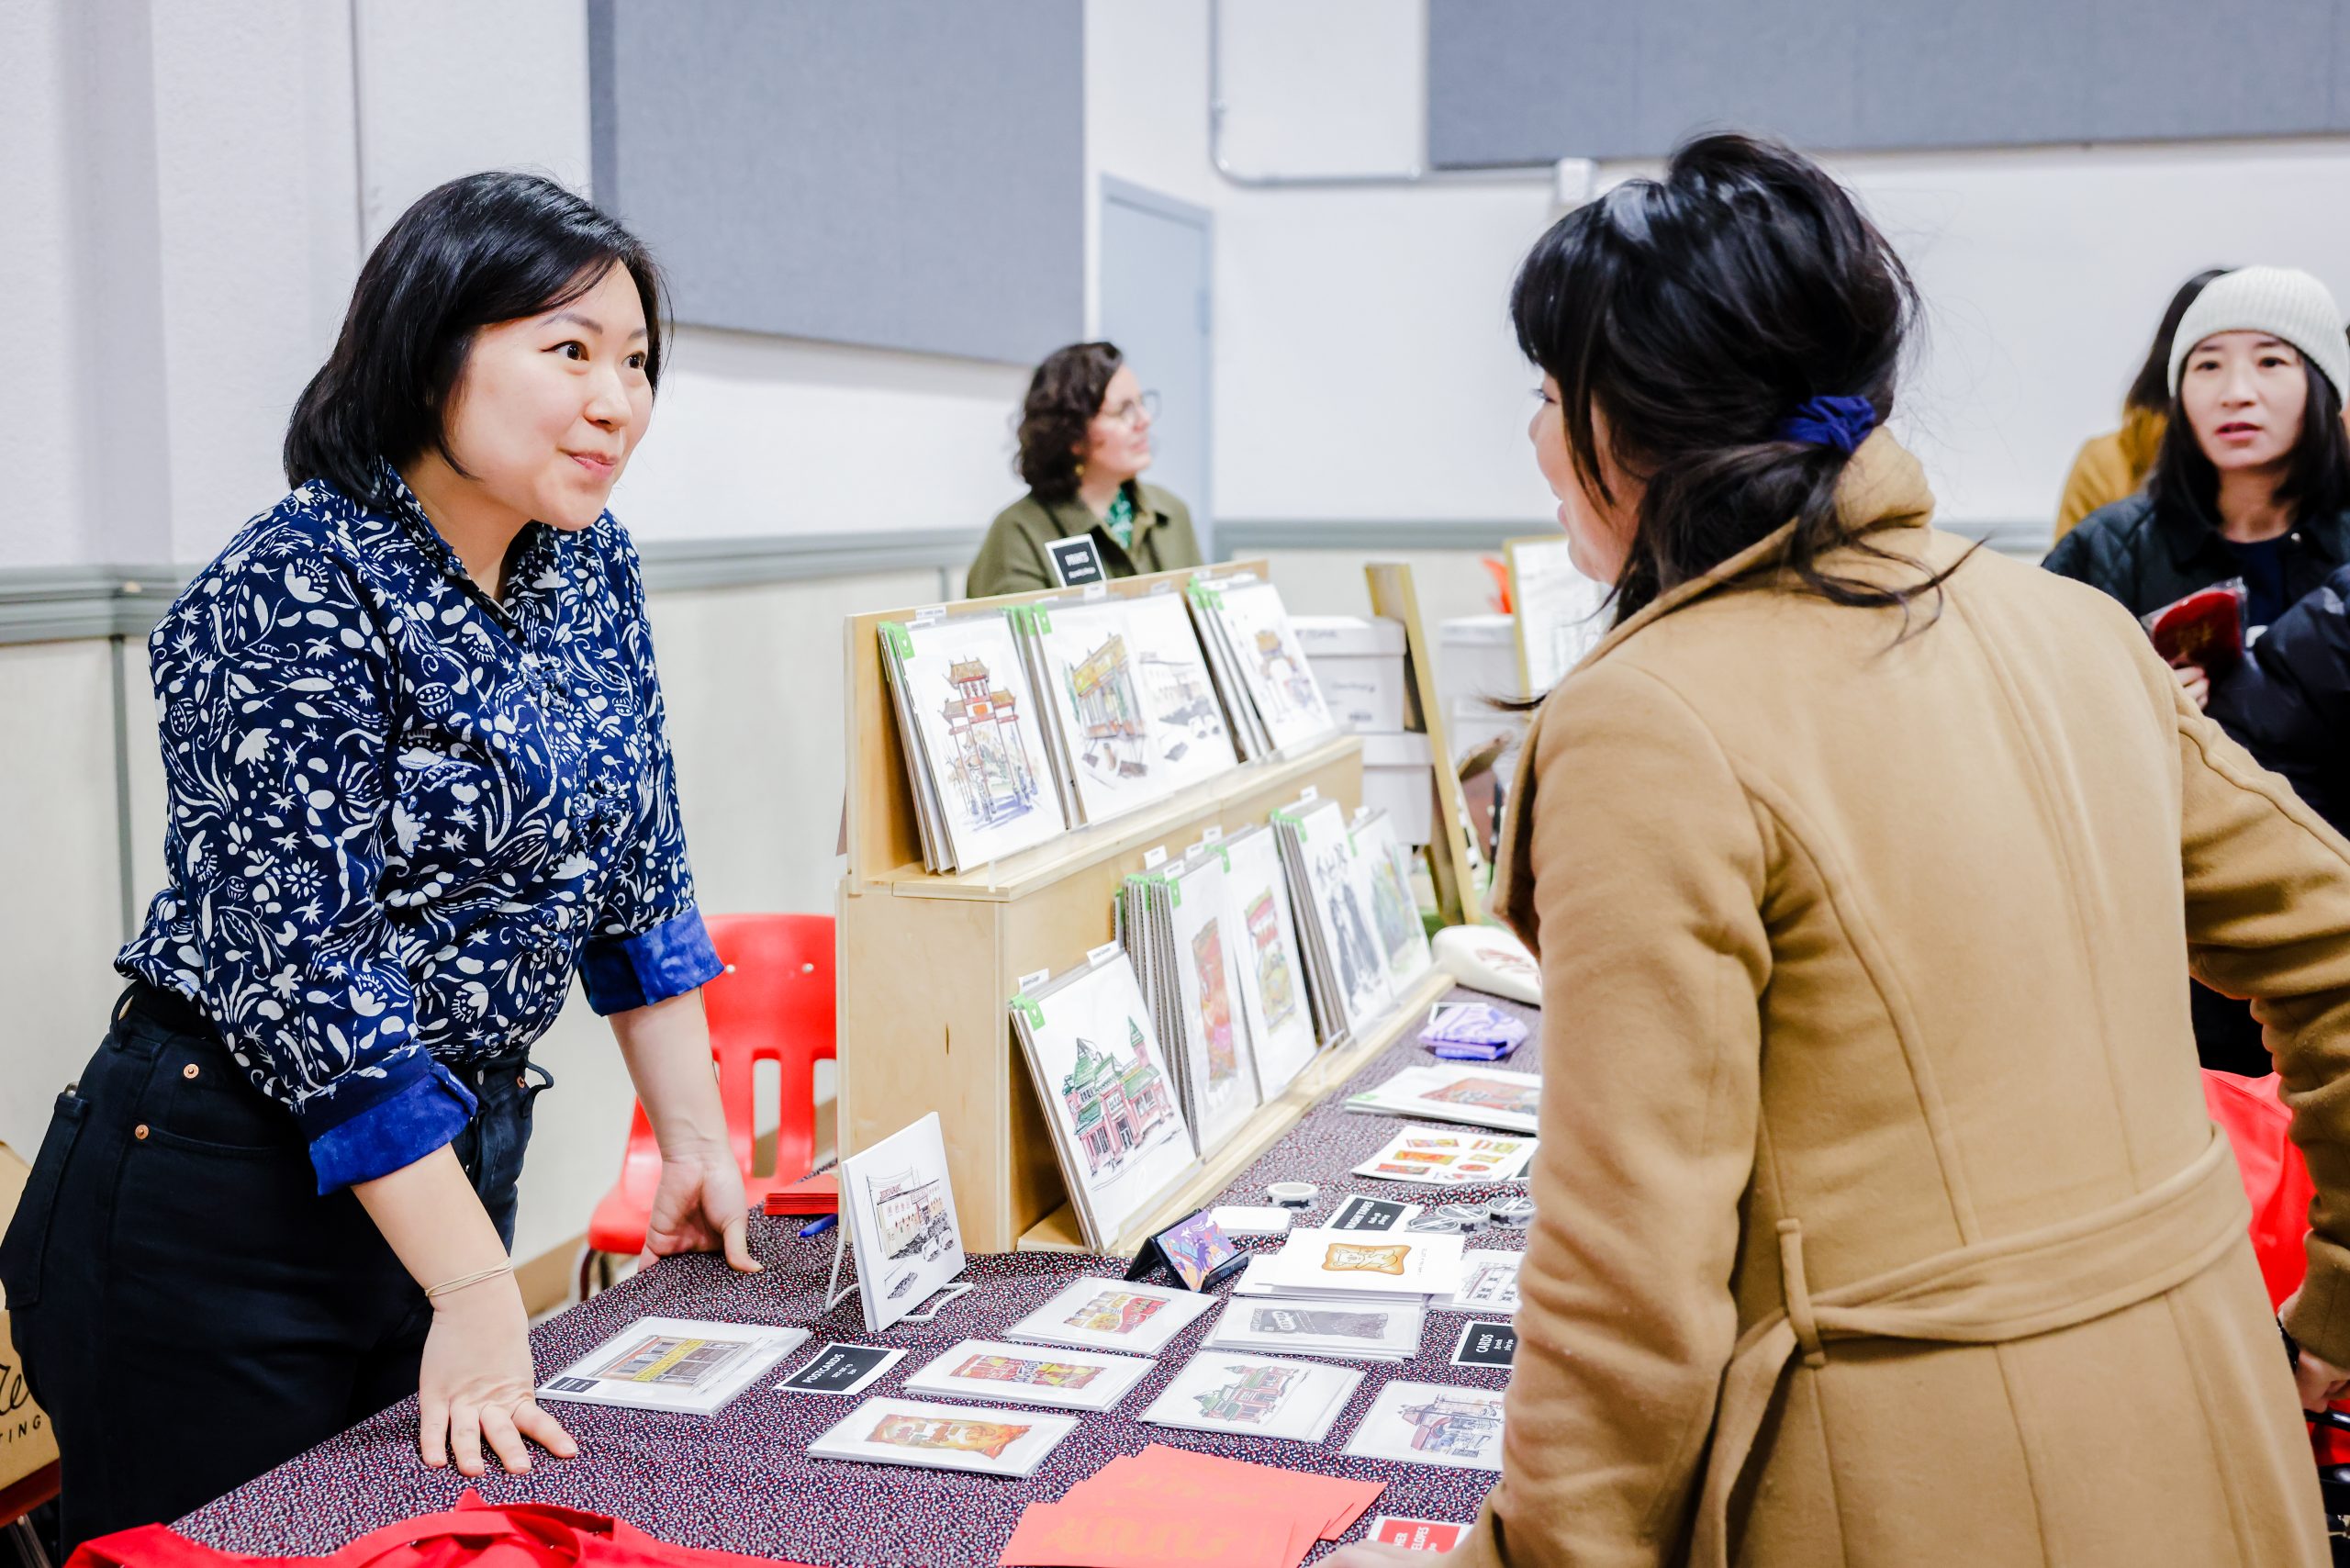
[1778,395,1878,455]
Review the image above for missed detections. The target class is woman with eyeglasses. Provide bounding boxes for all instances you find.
[966,341,1202,597]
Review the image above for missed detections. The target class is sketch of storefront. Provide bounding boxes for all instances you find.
[1066,635,1147,778]
[1059,1019,1175,1176]
[1401,1391,1505,1460]
[1136,650,1221,759]
[872,1166,952,1260]
[1246,891,1301,1029]
[1193,1362,1302,1423]
[939,657,1039,824]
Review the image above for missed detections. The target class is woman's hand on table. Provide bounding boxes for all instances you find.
[419,1273,577,1476]
[643,1139,762,1272]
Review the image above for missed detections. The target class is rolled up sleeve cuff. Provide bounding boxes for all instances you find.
[304,1058,478,1193]
[580,906,725,1015]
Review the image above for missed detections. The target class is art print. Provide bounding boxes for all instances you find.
[1137,1350,1363,1442]
[1006,1276,1219,1355]
[1214,581,1337,752]
[1031,601,1159,822]
[904,1337,1155,1412]
[539,1317,809,1417]
[1351,1065,1542,1136]
[1436,1252,1525,1315]
[1167,856,1261,1152]
[1121,590,1240,792]
[1352,1127,1539,1187]
[1222,827,1319,1098]
[1253,1227,1465,1296]
[894,613,1065,868]
[1356,811,1435,989]
[808,1396,1079,1478]
[839,1113,968,1334]
[1014,953,1198,1249]
[1342,1381,1507,1470]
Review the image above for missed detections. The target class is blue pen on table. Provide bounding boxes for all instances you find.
[799,1215,838,1238]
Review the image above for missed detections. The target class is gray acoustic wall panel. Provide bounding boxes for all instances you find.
[1429,0,2350,166]
[588,0,1083,364]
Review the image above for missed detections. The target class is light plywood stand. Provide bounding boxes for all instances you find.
[838,562,1439,1254]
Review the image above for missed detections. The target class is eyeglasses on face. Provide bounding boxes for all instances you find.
[1102,389,1160,428]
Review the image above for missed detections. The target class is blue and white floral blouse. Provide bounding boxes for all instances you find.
[118,467,724,1192]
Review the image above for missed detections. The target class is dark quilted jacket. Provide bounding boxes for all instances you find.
[2041,491,2350,624]
[2210,562,2350,837]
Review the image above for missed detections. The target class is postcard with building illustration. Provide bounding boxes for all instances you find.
[1219,825,1318,1097]
[891,611,1068,868]
[1025,599,1174,825]
[1433,1252,1525,1315]
[839,1112,968,1335]
[1342,1381,1507,1470]
[1355,809,1436,990]
[1292,798,1395,1032]
[1211,581,1338,754]
[1352,1126,1539,1188]
[901,1338,1155,1413]
[1013,953,1200,1249]
[1003,1276,1219,1355]
[1122,589,1241,791]
[1167,852,1262,1153]
[1349,1065,1542,1136]
[807,1396,1080,1478]
[1137,1350,1364,1442]
[1201,1295,1426,1363]
[1253,1228,1466,1297]
[538,1317,811,1416]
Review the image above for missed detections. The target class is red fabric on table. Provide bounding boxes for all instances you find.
[73,1493,822,1568]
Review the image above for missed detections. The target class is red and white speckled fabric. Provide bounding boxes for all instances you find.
[177,988,1536,1566]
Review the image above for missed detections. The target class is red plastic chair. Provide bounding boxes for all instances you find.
[580,913,837,1295]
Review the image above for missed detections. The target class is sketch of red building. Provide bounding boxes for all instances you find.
[1059,1018,1176,1176]
[938,655,1039,823]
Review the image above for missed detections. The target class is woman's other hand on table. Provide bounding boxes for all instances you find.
[419,1273,576,1476]
[643,1140,762,1272]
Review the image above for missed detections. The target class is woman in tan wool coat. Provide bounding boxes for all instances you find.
[1333,137,2350,1568]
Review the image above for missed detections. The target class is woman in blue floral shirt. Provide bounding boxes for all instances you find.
[0,173,756,1545]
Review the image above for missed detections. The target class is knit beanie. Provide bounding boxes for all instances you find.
[2166,264,2349,404]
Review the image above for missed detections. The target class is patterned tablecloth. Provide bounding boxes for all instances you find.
[181,985,1538,1566]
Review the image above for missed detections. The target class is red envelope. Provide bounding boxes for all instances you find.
[998,1503,1312,1568]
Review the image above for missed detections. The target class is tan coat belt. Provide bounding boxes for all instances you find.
[1694,1129,2252,1567]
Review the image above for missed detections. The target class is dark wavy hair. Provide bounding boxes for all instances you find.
[1510,132,1966,629]
[1016,342,1124,501]
[2148,353,2350,530]
[285,171,667,510]
[2126,269,2228,415]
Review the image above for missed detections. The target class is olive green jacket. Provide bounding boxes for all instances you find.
[965,481,1202,599]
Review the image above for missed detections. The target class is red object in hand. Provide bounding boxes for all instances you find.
[66,1491,824,1568]
[2144,583,2246,676]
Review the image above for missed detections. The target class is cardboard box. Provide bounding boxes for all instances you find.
[0,1142,59,1490]
[1293,615,1408,734]
[1363,730,1436,846]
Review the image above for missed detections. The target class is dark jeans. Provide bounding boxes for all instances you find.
[0,982,549,1551]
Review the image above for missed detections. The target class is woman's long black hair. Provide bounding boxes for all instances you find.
[1510,132,1964,627]
[2125,269,2227,415]
[285,172,667,510]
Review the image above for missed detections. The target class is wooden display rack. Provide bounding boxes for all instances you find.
[837,561,1447,1254]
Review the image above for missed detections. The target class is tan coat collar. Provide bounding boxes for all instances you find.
[1487,431,1938,943]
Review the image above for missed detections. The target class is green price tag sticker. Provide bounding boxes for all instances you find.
[878,621,913,659]
[1011,994,1044,1028]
